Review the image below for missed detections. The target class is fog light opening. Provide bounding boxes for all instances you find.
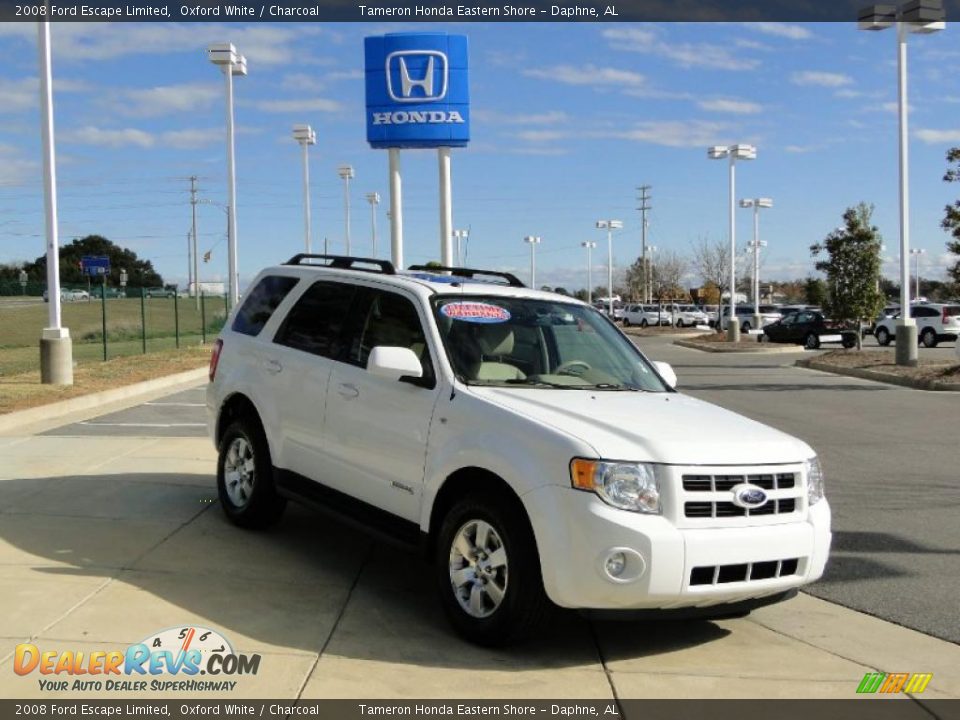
[600,547,646,583]
[606,551,627,578]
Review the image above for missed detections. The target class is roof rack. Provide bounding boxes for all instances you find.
[406,265,525,288]
[284,254,396,275]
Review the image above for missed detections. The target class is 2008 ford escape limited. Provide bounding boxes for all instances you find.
[206,255,831,645]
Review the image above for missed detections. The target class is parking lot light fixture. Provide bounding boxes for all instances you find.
[709,144,756,341]
[581,241,597,304]
[338,165,355,254]
[596,220,623,318]
[208,42,246,308]
[523,236,542,288]
[859,0,944,366]
[740,197,773,330]
[292,124,316,254]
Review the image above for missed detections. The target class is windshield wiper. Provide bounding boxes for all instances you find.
[503,379,582,389]
[587,383,646,392]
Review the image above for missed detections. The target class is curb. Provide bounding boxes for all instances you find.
[796,358,960,392]
[0,367,208,435]
[673,339,806,355]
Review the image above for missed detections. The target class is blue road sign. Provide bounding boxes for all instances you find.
[365,33,470,149]
[81,256,110,277]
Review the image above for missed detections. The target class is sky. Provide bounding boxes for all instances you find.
[1,20,959,292]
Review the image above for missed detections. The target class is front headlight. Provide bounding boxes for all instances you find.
[570,459,660,514]
[806,456,825,505]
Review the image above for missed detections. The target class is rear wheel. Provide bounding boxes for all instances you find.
[804,332,821,350]
[921,328,938,348]
[742,322,751,333]
[217,418,286,529]
[623,318,631,327]
[875,327,892,346]
[675,319,684,328]
[842,334,857,349]
[640,318,648,328]
[435,493,550,646]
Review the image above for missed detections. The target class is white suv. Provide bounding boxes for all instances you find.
[874,303,960,348]
[207,255,831,645]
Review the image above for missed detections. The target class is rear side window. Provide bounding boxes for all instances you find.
[232,275,299,336]
[912,306,938,318]
[944,306,960,317]
[274,281,356,359]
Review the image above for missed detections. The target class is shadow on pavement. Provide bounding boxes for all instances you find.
[2,473,732,667]
[687,383,889,393]
[832,530,959,555]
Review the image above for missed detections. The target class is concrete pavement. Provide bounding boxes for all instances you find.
[1,381,958,703]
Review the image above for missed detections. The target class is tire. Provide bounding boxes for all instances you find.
[875,327,891,346]
[217,418,286,529]
[804,332,821,350]
[676,319,684,328]
[640,318,648,328]
[435,493,550,647]
[842,334,857,349]
[623,318,631,328]
[921,328,938,348]
[742,322,751,333]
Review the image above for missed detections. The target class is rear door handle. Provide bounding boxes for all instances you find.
[337,383,359,400]
[264,359,283,375]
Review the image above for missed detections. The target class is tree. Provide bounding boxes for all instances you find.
[809,203,884,350]
[804,277,829,307]
[942,147,960,283]
[691,236,734,332]
[650,250,688,301]
[22,235,163,288]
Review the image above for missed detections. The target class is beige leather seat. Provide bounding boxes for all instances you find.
[471,325,526,381]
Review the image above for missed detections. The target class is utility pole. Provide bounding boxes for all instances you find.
[637,185,652,302]
[189,176,200,309]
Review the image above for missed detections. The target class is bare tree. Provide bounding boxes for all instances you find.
[690,236,737,330]
[651,250,689,300]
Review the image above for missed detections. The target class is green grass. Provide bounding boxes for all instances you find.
[0,296,228,376]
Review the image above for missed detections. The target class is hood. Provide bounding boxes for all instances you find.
[469,387,812,466]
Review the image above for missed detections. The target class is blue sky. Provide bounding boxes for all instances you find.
[1,21,959,291]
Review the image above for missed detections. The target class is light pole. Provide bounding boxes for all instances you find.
[292,124,316,254]
[453,229,469,267]
[366,192,380,258]
[740,197,773,330]
[581,241,596,304]
[709,144,756,340]
[523,236,542,288]
[859,0,944,365]
[646,245,658,312]
[208,42,247,308]
[910,248,926,300]
[19,268,27,296]
[338,165,355,254]
[596,219,623,318]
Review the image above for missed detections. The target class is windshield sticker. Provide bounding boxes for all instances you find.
[441,302,511,324]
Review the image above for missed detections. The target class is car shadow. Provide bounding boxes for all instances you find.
[2,473,732,669]
[686,383,890,392]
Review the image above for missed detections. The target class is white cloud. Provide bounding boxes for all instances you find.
[0,77,89,114]
[161,128,222,149]
[515,130,569,143]
[791,71,853,87]
[0,144,37,185]
[785,144,820,154]
[120,83,221,117]
[605,121,732,148]
[474,110,569,126]
[747,23,813,40]
[523,64,646,87]
[915,128,960,144]
[254,98,342,113]
[62,126,155,148]
[602,27,759,71]
[698,98,763,114]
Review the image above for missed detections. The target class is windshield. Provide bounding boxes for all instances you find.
[432,296,669,392]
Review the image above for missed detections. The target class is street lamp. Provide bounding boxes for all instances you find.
[709,144,756,340]
[338,164,355,254]
[859,0,944,365]
[581,241,596,304]
[910,248,926,300]
[292,124,316,254]
[740,197,773,330]
[366,192,380,258]
[523,236,542,288]
[596,219,623,318]
[208,42,247,308]
[453,229,469,267]
[646,245,658,306]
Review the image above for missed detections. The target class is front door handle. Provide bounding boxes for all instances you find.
[337,383,359,400]
[264,359,283,375]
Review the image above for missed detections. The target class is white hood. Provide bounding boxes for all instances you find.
[469,387,812,466]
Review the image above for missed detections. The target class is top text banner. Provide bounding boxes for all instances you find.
[1,0,954,22]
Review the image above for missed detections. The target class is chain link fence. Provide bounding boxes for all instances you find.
[0,285,230,377]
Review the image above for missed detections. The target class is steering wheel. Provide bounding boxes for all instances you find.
[556,360,592,376]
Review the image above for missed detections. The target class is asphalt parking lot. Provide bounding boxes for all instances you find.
[1,342,958,703]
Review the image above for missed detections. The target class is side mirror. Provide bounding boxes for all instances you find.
[367,346,423,382]
[653,361,677,389]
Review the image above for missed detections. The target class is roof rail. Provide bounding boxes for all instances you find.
[284,254,397,275]
[406,265,525,288]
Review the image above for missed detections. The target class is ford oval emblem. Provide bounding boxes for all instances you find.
[731,483,768,509]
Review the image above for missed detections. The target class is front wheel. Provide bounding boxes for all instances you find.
[640,318,648,328]
[435,494,550,646]
[217,418,286,529]
[921,328,938,348]
[676,319,684,328]
[804,332,821,350]
[741,322,751,333]
[875,327,891,346]
[623,318,631,327]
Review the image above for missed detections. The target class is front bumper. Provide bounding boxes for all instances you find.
[523,485,831,610]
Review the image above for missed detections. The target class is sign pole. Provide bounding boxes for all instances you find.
[389,148,404,269]
[438,147,453,267]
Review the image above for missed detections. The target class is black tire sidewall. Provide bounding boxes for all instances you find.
[877,328,890,345]
[805,333,819,350]
[922,329,937,348]
[217,419,285,528]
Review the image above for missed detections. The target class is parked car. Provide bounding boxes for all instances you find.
[144,287,177,298]
[42,288,85,302]
[592,301,624,322]
[702,304,720,327]
[867,305,901,336]
[207,254,831,646]
[671,304,710,328]
[720,304,782,332]
[874,303,960,348]
[761,310,857,349]
[622,304,670,327]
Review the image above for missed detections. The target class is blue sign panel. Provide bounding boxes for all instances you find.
[365,33,470,149]
[81,255,110,277]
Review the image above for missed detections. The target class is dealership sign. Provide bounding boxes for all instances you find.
[364,33,470,149]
